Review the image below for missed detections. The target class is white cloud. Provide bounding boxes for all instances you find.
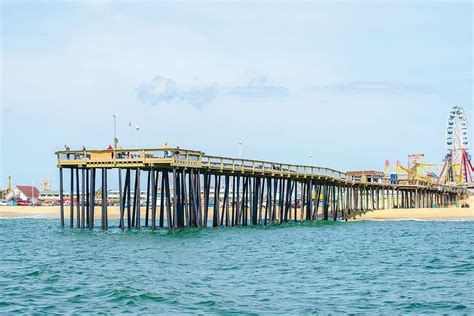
[137,76,218,108]
[136,73,289,108]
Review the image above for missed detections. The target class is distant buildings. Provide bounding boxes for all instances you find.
[38,191,62,202]
[4,185,40,203]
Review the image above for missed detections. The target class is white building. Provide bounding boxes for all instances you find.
[5,186,40,203]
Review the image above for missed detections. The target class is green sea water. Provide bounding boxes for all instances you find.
[1,219,473,314]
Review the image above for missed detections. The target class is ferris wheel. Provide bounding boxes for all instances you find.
[446,105,469,161]
[439,105,473,184]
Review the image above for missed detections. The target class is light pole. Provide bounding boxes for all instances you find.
[113,114,118,148]
[128,121,132,148]
[31,180,34,207]
[136,126,140,147]
[309,155,313,165]
[238,141,242,159]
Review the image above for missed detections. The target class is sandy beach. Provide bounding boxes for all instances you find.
[1,198,473,221]
[352,196,474,221]
[0,206,124,220]
[354,205,474,221]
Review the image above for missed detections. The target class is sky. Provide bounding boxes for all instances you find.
[1,0,472,189]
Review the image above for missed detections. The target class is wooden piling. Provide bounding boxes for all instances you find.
[81,169,85,228]
[213,174,220,227]
[59,167,64,227]
[86,169,90,226]
[145,169,151,227]
[160,170,165,227]
[89,168,96,229]
[70,168,74,228]
[118,168,124,230]
[151,169,157,230]
[76,168,80,228]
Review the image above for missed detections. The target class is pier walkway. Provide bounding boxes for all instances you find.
[56,148,467,230]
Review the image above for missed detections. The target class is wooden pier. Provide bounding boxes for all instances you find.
[56,147,467,229]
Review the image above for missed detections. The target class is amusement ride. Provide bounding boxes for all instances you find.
[395,105,473,188]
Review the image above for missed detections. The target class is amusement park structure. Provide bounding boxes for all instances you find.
[438,106,473,186]
[395,106,474,188]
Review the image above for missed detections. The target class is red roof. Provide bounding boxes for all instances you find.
[16,186,40,198]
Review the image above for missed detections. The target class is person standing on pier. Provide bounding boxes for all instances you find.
[64,145,70,159]
[163,142,170,158]
[107,145,114,158]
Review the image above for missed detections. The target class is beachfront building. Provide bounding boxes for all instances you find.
[4,185,40,203]
[38,191,64,204]
[346,171,386,184]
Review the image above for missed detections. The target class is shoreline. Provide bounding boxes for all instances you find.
[1,204,473,221]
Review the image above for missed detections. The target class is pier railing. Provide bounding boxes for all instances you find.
[57,148,349,182]
[56,147,460,192]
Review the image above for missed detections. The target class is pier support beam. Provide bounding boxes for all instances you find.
[70,168,74,228]
[101,168,108,230]
[76,168,80,228]
[151,169,157,230]
[322,183,329,220]
[145,169,151,227]
[59,167,64,227]
[213,174,221,227]
[81,169,85,228]
[118,169,124,230]
[89,168,96,229]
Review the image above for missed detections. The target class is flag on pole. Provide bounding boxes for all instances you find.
[385,160,390,174]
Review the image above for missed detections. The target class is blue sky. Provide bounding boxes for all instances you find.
[1,1,472,189]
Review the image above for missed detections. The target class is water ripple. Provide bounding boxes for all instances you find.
[0,219,472,314]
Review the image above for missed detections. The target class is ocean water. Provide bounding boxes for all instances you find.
[1,219,473,314]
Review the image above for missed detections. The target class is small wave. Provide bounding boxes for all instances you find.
[451,304,467,310]
[196,300,217,306]
[108,289,166,305]
[25,270,42,277]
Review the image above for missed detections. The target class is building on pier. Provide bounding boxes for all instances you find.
[346,171,386,183]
